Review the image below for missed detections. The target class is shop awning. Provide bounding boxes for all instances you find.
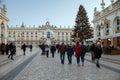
[112,33,120,37]
[86,33,120,41]
[86,37,98,41]
[101,33,120,39]
[100,35,114,39]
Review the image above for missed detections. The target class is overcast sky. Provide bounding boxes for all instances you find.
[1,0,113,27]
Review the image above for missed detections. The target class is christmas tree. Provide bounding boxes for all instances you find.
[72,5,93,42]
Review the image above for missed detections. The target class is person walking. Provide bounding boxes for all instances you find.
[94,42,103,68]
[90,43,96,62]
[45,45,49,58]
[59,42,66,64]
[66,44,74,64]
[5,43,10,55]
[1,43,5,55]
[21,43,26,56]
[50,44,56,58]
[8,43,16,60]
[40,43,45,55]
[81,42,87,66]
[56,44,60,53]
[29,44,33,52]
[13,43,16,55]
[74,42,82,66]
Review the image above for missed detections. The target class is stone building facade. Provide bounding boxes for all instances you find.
[87,0,120,48]
[7,21,73,47]
[0,5,9,44]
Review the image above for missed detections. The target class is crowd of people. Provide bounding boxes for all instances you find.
[0,42,16,60]
[39,41,103,68]
[0,41,102,68]
[0,42,33,60]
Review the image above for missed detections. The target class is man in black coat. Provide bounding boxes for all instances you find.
[21,43,26,56]
[94,42,103,68]
[40,43,45,55]
[8,43,16,60]
[5,43,10,55]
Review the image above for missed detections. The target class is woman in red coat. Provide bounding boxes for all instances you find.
[74,42,82,66]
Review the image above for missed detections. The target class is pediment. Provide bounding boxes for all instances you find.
[39,21,57,30]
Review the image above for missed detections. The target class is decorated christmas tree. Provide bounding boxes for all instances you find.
[72,5,93,42]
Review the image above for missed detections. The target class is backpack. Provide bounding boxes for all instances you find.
[81,45,86,53]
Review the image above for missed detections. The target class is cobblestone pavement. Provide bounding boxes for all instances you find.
[0,48,39,78]
[13,51,120,80]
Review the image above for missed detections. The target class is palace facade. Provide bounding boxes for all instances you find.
[0,5,73,47]
[7,22,73,47]
[87,0,120,48]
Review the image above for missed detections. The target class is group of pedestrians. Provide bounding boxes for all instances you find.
[0,43,10,55]
[0,42,33,60]
[0,42,16,60]
[39,41,103,68]
[21,43,33,56]
[90,42,103,68]
[39,42,86,66]
[59,42,87,66]
[39,43,56,58]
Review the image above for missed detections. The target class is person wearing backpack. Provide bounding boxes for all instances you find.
[66,44,74,64]
[74,42,82,66]
[81,42,87,66]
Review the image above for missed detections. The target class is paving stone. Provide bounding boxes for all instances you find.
[13,52,120,80]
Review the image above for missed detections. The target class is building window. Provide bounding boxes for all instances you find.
[58,32,60,35]
[117,17,120,30]
[66,36,68,41]
[115,17,120,33]
[105,24,109,35]
[117,27,119,30]
[117,18,120,25]
[66,32,68,35]
[58,36,60,40]
[97,25,101,36]
[98,25,100,31]
[106,24,109,28]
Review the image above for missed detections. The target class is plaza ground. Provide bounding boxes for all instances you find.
[0,48,120,80]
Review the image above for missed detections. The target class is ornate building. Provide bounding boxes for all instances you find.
[7,21,73,47]
[87,0,120,48]
[0,5,9,44]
